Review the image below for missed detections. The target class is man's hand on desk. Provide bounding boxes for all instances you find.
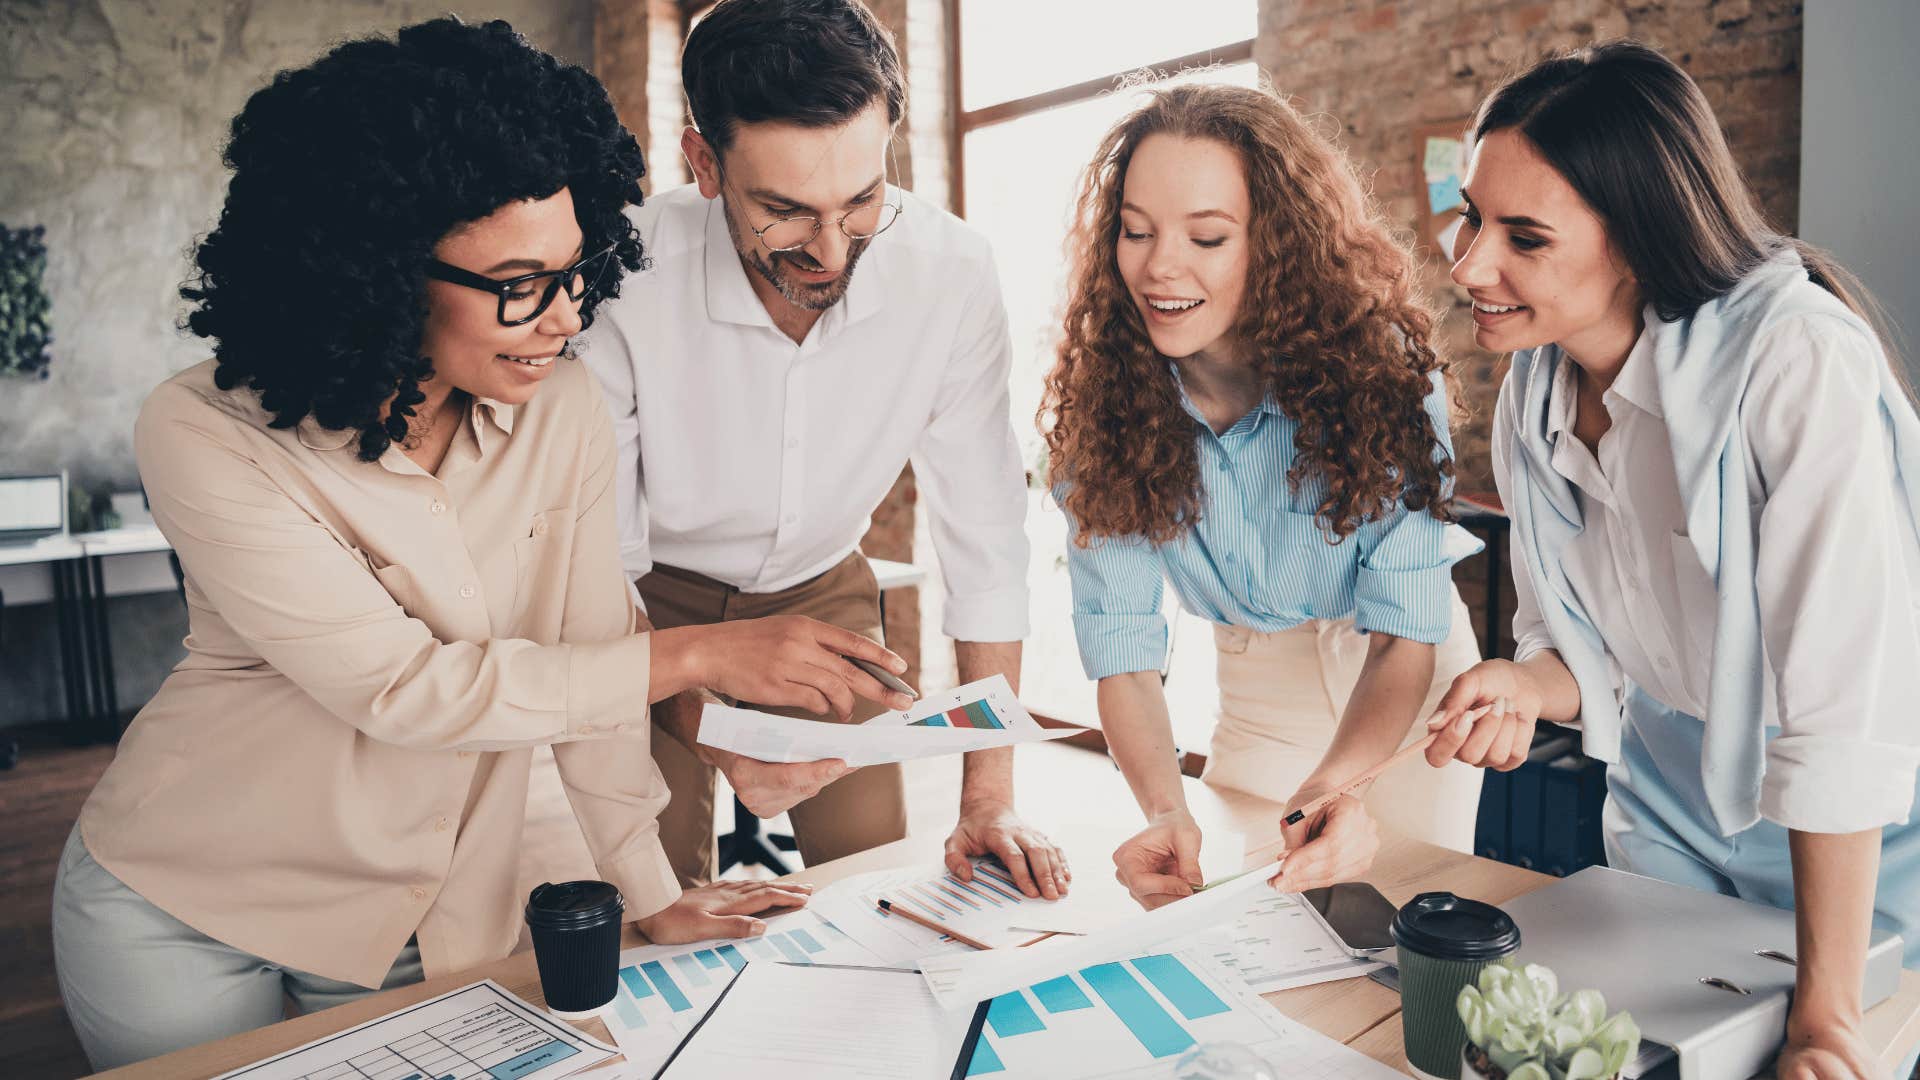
[1112,810,1205,910]
[636,879,814,945]
[945,799,1071,900]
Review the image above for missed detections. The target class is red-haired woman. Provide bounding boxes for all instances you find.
[1040,80,1483,907]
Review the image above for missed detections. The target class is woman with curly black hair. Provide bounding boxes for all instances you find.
[49,17,910,1068]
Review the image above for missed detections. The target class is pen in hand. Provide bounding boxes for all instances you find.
[1281,702,1497,827]
[848,654,919,701]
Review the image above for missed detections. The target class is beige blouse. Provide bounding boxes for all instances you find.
[78,357,679,988]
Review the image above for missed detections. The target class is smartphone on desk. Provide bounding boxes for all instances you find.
[1300,881,1399,958]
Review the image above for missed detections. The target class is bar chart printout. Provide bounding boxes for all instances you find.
[211,980,614,1080]
[959,949,1405,1080]
[598,907,882,1075]
[809,857,1066,963]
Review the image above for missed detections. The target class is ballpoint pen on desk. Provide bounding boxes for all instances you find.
[876,897,993,950]
[1280,702,1498,827]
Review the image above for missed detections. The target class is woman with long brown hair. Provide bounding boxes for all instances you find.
[1040,80,1485,907]
[1426,41,1920,1080]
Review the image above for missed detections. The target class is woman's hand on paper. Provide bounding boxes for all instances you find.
[1112,810,1205,910]
[1271,784,1379,893]
[693,616,915,719]
[635,880,815,945]
[1426,659,1542,772]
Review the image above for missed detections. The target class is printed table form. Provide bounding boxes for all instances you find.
[213,980,615,1080]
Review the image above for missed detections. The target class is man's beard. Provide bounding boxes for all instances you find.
[723,198,873,311]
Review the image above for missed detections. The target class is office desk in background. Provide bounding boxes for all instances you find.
[93,758,1920,1080]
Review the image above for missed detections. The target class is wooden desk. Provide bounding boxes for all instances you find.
[97,775,1920,1079]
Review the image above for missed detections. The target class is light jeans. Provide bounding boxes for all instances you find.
[51,825,424,1072]
[1200,588,1486,853]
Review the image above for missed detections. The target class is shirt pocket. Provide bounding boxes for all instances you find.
[359,552,416,614]
[1248,507,1352,619]
[511,507,576,634]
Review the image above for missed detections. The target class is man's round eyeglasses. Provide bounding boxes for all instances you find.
[424,244,616,327]
[724,152,905,254]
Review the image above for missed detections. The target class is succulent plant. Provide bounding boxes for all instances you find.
[1456,959,1641,1080]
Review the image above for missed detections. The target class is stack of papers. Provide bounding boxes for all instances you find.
[597,908,881,1075]
[808,858,1075,964]
[697,675,1079,766]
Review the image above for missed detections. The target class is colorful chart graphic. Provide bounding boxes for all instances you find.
[909,699,1007,729]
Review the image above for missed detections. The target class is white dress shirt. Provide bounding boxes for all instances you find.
[1499,317,1920,829]
[586,183,1030,642]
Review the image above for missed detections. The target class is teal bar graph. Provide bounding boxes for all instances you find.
[612,990,646,1029]
[696,948,726,969]
[1133,954,1230,1020]
[672,952,711,987]
[986,991,1046,1038]
[1081,962,1196,1058]
[770,933,811,963]
[1031,975,1093,1013]
[619,966,653,1000]
[641,960,692,1012]
[744,936,779,959]
[965,1037,1006,1076]
[790,927,825,953]
[717,943,747,970]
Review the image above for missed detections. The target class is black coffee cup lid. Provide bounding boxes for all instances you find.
[1391,892,1521,961]
[525,880,624,930]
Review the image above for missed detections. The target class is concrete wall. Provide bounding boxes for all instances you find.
[1800,0,1920,385]
[0,0,592,727]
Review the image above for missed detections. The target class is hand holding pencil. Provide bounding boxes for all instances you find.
[1266,702,1496,894]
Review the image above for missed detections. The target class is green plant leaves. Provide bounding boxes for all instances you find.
[1456,958,1641,1080]
[0,224,53,378]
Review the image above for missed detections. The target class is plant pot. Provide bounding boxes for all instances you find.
[1460,1044,1621,1080]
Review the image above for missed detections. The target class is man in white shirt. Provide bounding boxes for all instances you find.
[587,0,1067,899]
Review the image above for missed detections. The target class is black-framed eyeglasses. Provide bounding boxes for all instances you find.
[424,244,616,327]
[721,149,905,254]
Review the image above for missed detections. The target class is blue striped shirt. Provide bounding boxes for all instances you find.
[1061,368,1482,680]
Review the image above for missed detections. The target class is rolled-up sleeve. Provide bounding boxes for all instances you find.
[1353,373,1482,642]
[1061,496,1169,680]
[134,382,651,753]
[1747,317,1920,832]
[912,257,1031,642]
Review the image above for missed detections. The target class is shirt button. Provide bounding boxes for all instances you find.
[786,437,800,449]
[459,584,476,599]
[409,887,427,901]
[1657,657,1675,671]
[534,520,550,536]
[784,513,798,524]
[580,723,596,734]
[435,817,451,832]
[430,501,446,514]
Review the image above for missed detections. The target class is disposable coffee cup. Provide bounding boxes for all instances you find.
[524,880,624,1019]
[1391,892,1521,1080]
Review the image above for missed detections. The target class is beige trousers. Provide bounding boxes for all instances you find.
[1200,588,1485,853]
[638,553,908,887]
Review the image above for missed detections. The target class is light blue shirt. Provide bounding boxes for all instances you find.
[1063,369,1482,681]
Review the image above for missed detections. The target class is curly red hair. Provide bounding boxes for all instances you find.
[1041,81,1455,545]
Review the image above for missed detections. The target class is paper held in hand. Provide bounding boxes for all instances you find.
[697,674,1079,766]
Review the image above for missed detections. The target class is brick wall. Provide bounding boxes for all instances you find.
[1256,0,1802,498]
